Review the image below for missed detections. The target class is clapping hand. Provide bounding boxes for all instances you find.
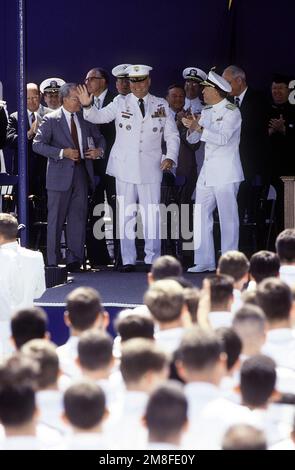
[269,114,286,134]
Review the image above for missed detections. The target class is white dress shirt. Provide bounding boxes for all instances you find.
[280,265,295,288]
[62,107,84,158]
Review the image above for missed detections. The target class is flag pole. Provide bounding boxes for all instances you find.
[17,0,28,246]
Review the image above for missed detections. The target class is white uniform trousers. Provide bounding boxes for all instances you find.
[193,175,240,267]
[116,180,161,266]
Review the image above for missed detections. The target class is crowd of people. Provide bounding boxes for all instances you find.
[0,64,294,273]
[0,207,295,448]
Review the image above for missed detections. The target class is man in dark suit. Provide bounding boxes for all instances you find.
[268,74,295,232]
[6,83,48,197]
[6,84,50,245]
[83,67,117,267]
[166,84,199,205]
[222,66,270,236]
[33,83,105,272]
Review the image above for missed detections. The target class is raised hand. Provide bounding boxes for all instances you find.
[76,84,93,107]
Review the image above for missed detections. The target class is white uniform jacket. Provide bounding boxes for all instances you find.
[83,93,180,184]
[0,242,45,315]
[187,99,244,186]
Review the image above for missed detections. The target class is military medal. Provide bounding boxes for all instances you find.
[126,125,131,130]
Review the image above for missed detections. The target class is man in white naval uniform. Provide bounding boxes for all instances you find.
[77,65,179,272]
[183,67,207,114]
[183,67,208,181]
[183,71,244,272]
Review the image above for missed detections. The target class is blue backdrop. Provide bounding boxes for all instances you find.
[1,0,295,114]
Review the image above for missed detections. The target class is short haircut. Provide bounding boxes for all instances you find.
[65,287,103,331]
[21,339,59,389]
[256,278,292,322]
[64,380,106,429]
[276,229,295,263]
[216,327,242,371]
[59,82,77,101]
[224,65,247,81]
[233,304,266,341]
[218,251,249,282]
[240,355,276,407]
[183,287,200,323]
[144,279,184,323]
[0,355,38,426]
[222,424,267,450]
[177,327,223,371]
[120,338,168,385]
[78,330,113,371]
[115,311,154,342]
[249,250,280,283]
[209,274,234,308]
[167,84,185,93]
[145,381,187,441]
[151,255,183,280]
[0,213,18,240]
[11,307,48,349]
[90,67,110,85]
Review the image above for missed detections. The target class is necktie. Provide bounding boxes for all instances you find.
[235,97,240,108]
[70,113,81,162]
[94,97,100,109]
[138,98,145,118]
[31,112,36,124]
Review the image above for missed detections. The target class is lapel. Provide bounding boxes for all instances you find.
[77,111,87,151]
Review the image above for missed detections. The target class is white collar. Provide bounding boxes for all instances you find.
[267,328,295,341]
[95,88,108,105]
[132,93,149,105]
[62,106,77,119]
[237,87,248,104]
[0,241,18,251]
[212,98,227,111]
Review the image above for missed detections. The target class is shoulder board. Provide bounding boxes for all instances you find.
[203,105,212,110]
[225,103,237,110]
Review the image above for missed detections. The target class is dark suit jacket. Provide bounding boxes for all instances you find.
[93,89,116,176]
[0,107,7,149]
[238,88,270,181]
[6,111,47,195]
[32,108,105,192]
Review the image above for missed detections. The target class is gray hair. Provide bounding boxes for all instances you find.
[225,65,246,81]
[59,82,77,100]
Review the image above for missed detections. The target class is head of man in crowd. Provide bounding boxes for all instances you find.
[276,229,295,265]
[222,65,247,97]
[222,424,267,450]
[0,213,18,245]
[182,67,206,100]
[59,83,81,114]
[271,74,291,105]
[27,83,40,113]
[166,85,185,113]
[112,64,131,96]
[40,77,65,110]
[200,71,232,106]
[126,64,152,99]
[249,250,280,284]
[148,255,183,284]
[84,67,109,97]
[65,287,109,335]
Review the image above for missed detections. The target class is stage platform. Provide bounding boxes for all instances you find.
[36,269,208,346]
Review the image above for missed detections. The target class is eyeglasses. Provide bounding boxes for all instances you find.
[84,77,104,82]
